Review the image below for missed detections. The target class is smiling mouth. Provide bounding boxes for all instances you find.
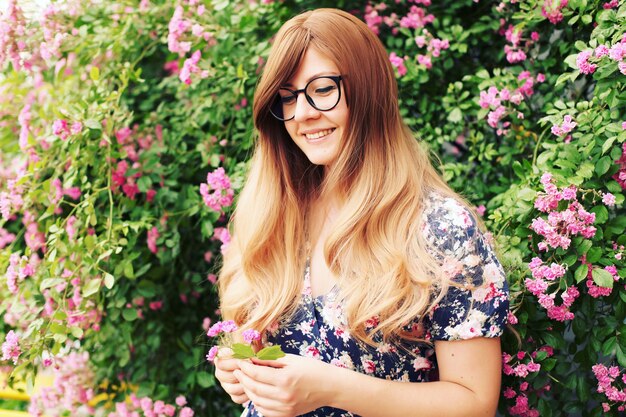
[304,128,335,141]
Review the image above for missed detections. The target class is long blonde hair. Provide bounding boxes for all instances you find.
[219,8,473,347]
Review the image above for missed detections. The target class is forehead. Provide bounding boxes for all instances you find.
[285,47,340,87]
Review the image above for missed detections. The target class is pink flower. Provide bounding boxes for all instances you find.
[417,54,432,69]
[179,407,194,417]
[242,329,261,344]
[595,45,610,58]
[542,0,568,24]
[576,50,597,75]
[70,121,82,135]
[207,320,238,337]
[147,226,159,254]
[1,330,21,364]
[206,346,219,362]
[200,168,234,212]
[212,227,231,253]
[52,119,69,140]
[175,396,187,407]
[389,52,407,76]
[602,193,616,206]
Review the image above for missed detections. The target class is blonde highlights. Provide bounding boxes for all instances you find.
[219,9,474,347]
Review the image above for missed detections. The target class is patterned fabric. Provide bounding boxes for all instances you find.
[245,191,509,417]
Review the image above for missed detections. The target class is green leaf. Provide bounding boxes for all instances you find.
[518,188,536,202]
[84,119,101,130]
[123,261,135,279]
[602,137,616,155]
[89,66,100,81]
[586,247,602,263]
[122,308,138,321]
[40,278,66,291]
[82,278,102,297]
[577,239,592,255]
[590,205,608,224]
[137,280,157,297]
[256,345,286,361]
[594,156,613,176]
[231,343,255,359]
[592,268,614,288]
[196,371,215,388]
[104,273,115,289]
[574,264,588,283]
[447,107,462,123]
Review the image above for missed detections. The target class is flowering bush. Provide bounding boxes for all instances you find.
[0,0,625,416]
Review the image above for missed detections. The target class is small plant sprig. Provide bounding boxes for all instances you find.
[205,320,285,362]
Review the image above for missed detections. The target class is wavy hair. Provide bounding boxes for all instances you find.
[219,8,475,347]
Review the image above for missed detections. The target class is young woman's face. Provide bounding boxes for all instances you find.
[282,47,349,168]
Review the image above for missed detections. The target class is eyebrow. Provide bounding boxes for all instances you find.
[283,72,340,87]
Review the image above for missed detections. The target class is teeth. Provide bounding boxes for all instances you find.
[304,129,334,140]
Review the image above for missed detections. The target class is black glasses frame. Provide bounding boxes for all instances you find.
[269,75,343,122]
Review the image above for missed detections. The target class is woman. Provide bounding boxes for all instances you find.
[215,8,509,417]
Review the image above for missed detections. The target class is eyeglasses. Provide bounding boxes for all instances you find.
[269,75,343,121]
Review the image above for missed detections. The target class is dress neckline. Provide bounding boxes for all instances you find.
[304,255,339,301]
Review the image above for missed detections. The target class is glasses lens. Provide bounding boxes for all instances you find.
[306,77,340,111]
[269,89,297,121]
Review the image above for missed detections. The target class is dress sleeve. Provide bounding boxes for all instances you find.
[421,193,509,342]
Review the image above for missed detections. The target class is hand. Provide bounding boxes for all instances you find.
[214,348,250,405]
[233,353,334,417]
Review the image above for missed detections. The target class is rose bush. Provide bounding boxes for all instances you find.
[0,0,624,416]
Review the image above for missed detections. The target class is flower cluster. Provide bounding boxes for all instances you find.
[530,173,596,251]
[499,22,540,64]
[28,351,96,417]
[577,36,626,76]
[179,50,209,85]
[389,52,407,76]
[110,124,163,202]
[478,71,545,135]
[206,320,239,362]
[0,171,26,221]
[592,364,626,413]
[50,178,81,212]
[502,347,552,416]
[1,330,21,364]
[550,114,576,139]
[365,1,449,74]
[51,119,82,141]
[0,226,16,248]
[199,167,234,212]
[5,252,36,294]
[541,0,568,25]
[527,257,579,321]
[106,394,195,417]
[580,258,619,298]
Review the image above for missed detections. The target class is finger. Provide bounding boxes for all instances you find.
[250,357,287,368]
[237,360,282,385]
[235,372,285,417]
[221,382,247,396]
[234,368,280,399]
[215,368,240,384]
[215,357,241,372]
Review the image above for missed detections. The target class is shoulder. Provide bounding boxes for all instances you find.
[420,189,479,255]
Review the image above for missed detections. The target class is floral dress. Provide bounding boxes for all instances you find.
[244,192,510,417]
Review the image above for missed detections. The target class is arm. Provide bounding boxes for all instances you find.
[234,336,502,417]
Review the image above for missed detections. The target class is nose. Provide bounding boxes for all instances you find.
[292,92,320,122]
